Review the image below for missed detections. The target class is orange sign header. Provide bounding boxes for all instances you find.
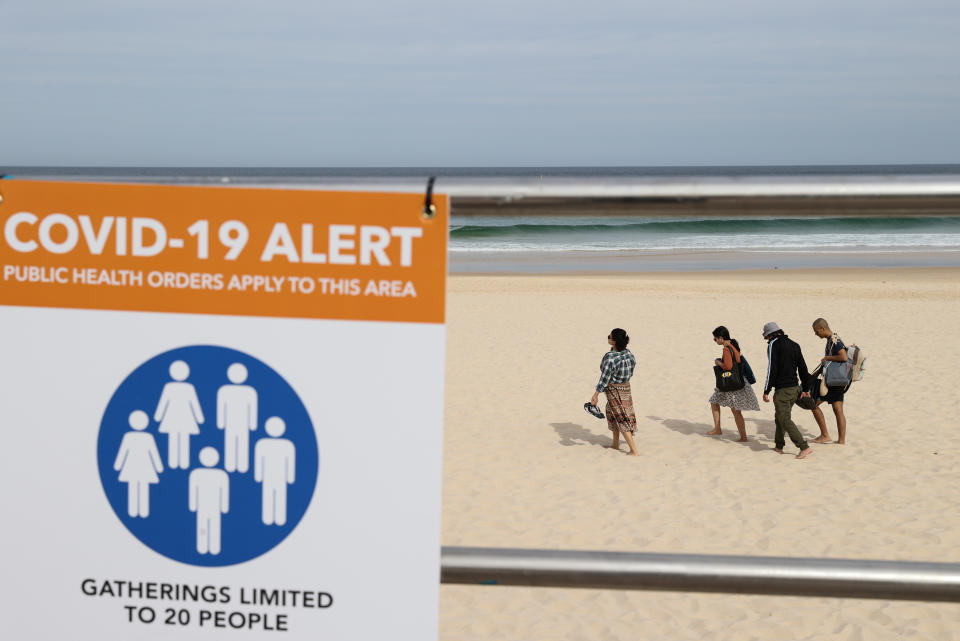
[0,180,447,323]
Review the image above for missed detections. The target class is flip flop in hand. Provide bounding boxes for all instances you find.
[583,402,604,419]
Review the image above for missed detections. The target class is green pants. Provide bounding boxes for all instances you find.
[773,386,809,451]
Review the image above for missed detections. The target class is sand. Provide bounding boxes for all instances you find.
[449,249,960,274]
[439,267,960,641]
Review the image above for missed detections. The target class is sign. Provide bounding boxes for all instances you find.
[0,179,447,638]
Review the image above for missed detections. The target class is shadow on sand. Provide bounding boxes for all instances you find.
[646,415,773,453]
[550,422,611,448]
[745,417,777,438]
[747,415,823,444]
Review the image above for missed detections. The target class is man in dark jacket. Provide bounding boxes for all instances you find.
[761,322,813,459]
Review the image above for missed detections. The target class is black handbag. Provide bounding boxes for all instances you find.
[794,381,818,410]
[713,346,745,392]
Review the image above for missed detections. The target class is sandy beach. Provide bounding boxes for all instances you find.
[439,267,960,640]
[450,249,960,274]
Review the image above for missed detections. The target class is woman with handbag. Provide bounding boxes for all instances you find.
[706,326,759,441]
[589,328,640,456]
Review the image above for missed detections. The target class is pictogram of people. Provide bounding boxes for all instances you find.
[254,417,296,526]
[113,410,164,518]
[189,446,230,555]
[154,360,205,470]
[216,363,258,473]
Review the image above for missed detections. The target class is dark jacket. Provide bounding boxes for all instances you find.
[763,334,811,395]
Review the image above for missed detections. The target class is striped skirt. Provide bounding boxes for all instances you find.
[604,382,638,434]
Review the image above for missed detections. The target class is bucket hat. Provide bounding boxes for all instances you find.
[761,321,781,337]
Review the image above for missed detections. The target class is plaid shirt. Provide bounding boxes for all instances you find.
[596,348,636,392]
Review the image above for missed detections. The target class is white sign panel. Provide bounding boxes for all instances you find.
[0,180,448,639]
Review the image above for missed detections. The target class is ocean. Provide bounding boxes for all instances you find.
[449,215,960,253]
[4,165,960,272]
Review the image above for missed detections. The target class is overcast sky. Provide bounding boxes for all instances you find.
[2,0,959,166]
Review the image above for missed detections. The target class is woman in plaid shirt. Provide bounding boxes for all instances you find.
[590,328,640,456]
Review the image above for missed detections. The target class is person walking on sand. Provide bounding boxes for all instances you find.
[761,322,814,459]
[589,328,640,456]
[810,318,849,444]
[706,326,760,442]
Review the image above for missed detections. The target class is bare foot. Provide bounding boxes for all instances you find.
[627,451,640,456]
[737,437,749,442]
[772,448,784,454]
[836,440,845,445]
[705,429,722,436]
[796,448,814,459]
[812,436,832,444]
[604,445,621,450]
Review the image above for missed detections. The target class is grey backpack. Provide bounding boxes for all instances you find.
[823,342,866,387]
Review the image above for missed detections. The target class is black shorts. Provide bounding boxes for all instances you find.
[820,386,846,404]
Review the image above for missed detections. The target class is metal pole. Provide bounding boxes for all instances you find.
[441,546,960,603]
[12,171,960,198]
[12,171,960,215]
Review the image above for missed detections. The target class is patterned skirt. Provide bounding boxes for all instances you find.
[604,382,638,434]
[708,384,760,411]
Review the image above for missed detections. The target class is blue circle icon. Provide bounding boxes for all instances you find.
[97,345,319,566]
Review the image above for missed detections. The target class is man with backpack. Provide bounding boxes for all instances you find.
[761,322,814,460]
[810,318,849,445]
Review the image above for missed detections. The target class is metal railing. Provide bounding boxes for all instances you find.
[7,171,960,216]
[440,546,960,603]
[430,174,960,601]
[319,174,960,198]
